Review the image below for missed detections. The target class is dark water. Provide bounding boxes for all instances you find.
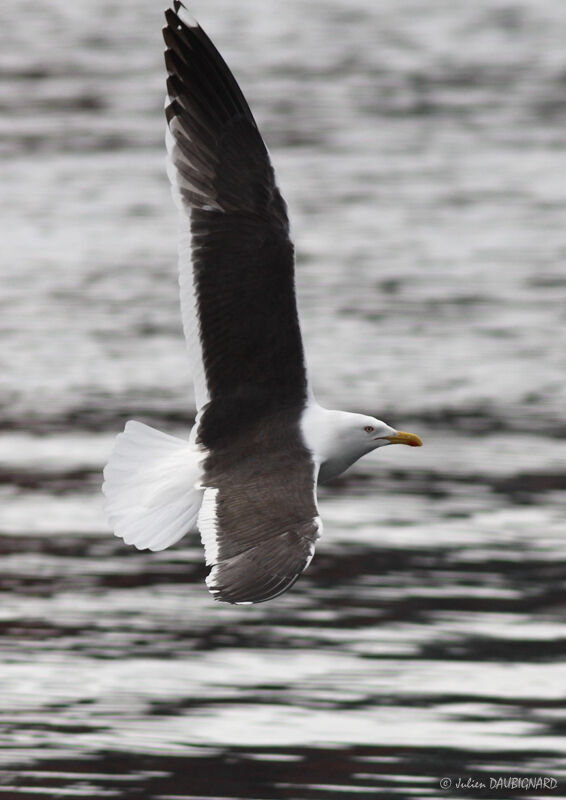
[1,0,566,797]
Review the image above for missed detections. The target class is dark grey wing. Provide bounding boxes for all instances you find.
[164,4,320,603]
[163,2,309,450]
[198,412,321,604]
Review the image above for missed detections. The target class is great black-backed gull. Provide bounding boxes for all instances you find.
[102,2,422,604]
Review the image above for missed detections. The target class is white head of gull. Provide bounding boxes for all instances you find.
[102,2,422,605]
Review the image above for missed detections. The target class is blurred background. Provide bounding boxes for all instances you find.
[1,0,566,797]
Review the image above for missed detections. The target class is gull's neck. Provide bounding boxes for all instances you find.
[300,401,367,484]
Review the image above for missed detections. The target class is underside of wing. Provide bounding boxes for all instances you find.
[163,3,308,430]
[197,412,321,604]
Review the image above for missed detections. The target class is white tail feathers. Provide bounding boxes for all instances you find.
[102,421,203,551]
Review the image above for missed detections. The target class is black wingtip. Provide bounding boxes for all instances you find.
[165,1,200,32]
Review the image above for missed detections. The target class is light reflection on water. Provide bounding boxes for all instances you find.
[1,0,566,796]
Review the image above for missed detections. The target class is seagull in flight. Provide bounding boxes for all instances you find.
[102,2,423,604]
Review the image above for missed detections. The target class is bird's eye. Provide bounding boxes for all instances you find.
[364,425,374,433]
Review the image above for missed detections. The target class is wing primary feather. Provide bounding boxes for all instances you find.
[164,49,227,129]
[164,18,246,123]
[166,5,256,126]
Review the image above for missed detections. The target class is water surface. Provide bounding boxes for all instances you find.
[1,0,565,797]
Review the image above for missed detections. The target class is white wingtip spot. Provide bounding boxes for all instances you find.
[176,4,199,28]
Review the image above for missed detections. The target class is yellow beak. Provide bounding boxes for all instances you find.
[386,430,423,447]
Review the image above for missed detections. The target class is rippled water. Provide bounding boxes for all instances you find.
[1,0,566,797]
